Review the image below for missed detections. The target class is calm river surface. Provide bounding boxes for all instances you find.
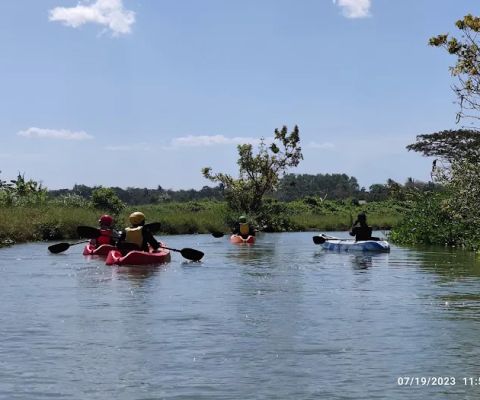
[2,231,480,399]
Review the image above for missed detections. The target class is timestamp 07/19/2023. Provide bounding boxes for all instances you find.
[397,376,480,386]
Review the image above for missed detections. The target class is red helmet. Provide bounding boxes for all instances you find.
[99,214,113,227]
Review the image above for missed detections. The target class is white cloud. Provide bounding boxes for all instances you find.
[49,0,135,36]
[333,0,371,18]
[17,127,93,140]
[307,141,335,149]
[171,135,266,147]
[104,135,276,151]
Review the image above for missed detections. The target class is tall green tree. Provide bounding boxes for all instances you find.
[429,14,480,125]
[202,125,303,213]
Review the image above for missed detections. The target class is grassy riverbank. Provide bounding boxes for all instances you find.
[0,199,404,246]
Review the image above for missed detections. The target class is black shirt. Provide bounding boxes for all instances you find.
[349,225,373,241]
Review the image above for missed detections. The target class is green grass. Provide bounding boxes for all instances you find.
[0,199,404,246]
[290,212,401,231]
[0,206,98,245]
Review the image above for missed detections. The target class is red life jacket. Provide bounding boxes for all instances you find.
[97,229,113,245]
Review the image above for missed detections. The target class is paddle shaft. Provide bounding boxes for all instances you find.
[161,246,180,252]
[160,246,204,261]
[69,240,91,246]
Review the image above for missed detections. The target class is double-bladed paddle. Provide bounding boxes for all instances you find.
[47,225,102,253]
[48,240,90,254]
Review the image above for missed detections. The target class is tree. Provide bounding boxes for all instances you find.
[406,129,480,163]
[202,125,303,213]
[429,14,480,126]
[276,173,360,201]
[368,183,389,201]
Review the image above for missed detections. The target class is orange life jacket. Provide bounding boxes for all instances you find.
[97,229,113,245]
[239,223,250,236]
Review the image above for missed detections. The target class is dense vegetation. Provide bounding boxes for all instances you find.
[391,14,480,251]
[0,170,411,247]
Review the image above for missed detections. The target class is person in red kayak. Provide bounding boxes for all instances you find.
[232,215,256,239]
[90,214,118,247]
[117,211,161,253]
[349,212,375,241]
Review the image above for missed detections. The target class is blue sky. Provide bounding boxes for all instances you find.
[0,0,474,190]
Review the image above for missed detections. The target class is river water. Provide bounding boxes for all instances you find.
[1,232,480,399]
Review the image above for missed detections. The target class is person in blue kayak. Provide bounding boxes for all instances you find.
[90,214,118,247]
[349,212,375,241]
[232,215,256,239]
[116,211,161,253]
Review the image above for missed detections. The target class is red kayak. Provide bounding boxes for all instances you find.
[105,245,171,266]
[83,243,116,256]
[230,234,255,244]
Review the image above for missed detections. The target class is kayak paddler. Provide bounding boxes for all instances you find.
[117,211,161,253]
[232,215,256,239]
[349,212,374,241]
[90,214,119,247]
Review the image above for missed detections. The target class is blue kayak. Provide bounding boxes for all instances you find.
[313,234,390,252]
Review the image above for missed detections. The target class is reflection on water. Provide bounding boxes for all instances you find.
[2,234,480,399]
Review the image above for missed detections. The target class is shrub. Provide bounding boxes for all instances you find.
[91,187,125,215]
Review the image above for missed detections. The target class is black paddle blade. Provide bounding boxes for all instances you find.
[312,236,326,245]
[145,222,161,233]
[180,248,204,261]
[48,242,70,253]
[211,231,224,238]
[77,226,101,239]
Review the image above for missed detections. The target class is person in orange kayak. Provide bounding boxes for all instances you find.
[232,215,256,239]
[117,211,161,252]
[349,212,374,241]
[90,214,118,247]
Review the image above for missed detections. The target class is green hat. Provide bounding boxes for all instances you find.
[239,215,247,223]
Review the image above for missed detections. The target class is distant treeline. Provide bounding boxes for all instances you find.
[49,184,225,204]
[48,173,436,205]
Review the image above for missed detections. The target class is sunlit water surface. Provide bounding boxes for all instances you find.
[2,232,480,399]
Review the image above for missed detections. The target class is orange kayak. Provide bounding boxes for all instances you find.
[230,234,255,244]
[105,245,171,266]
